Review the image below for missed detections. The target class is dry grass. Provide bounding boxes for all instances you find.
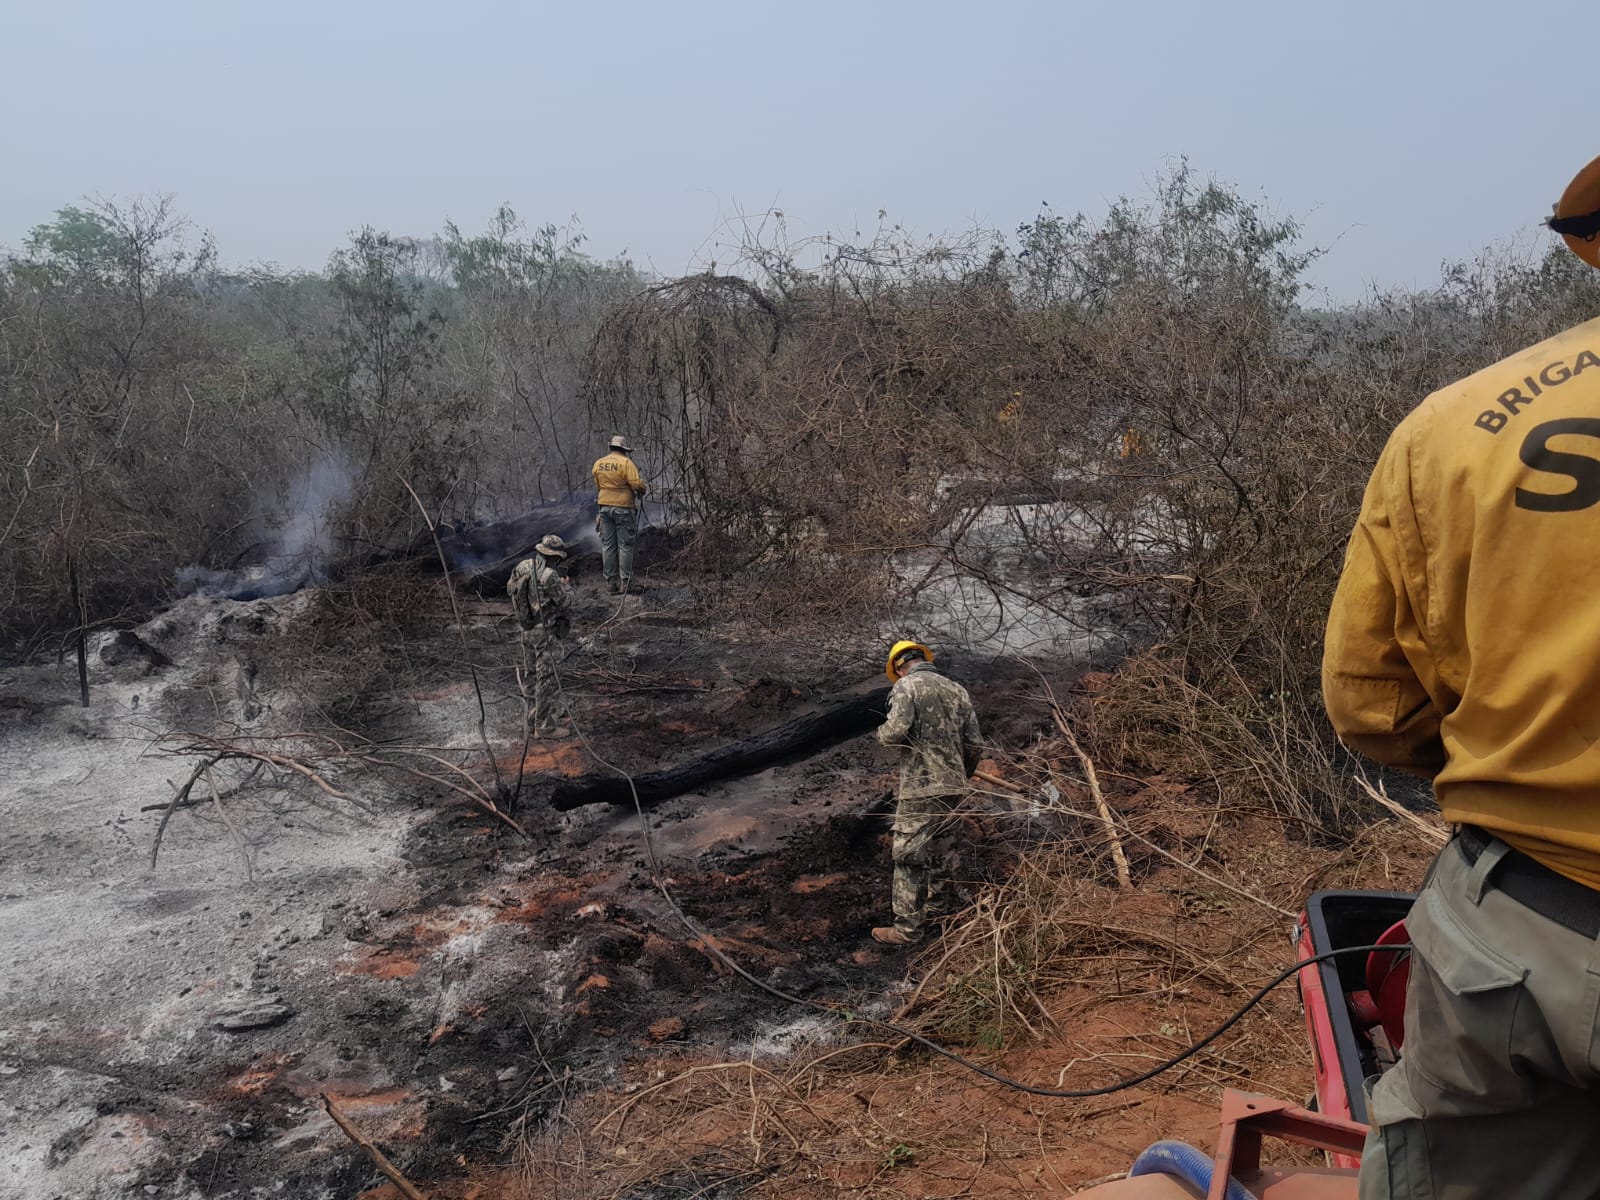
[1079,653,1351,831]
[493,807,1436,1200]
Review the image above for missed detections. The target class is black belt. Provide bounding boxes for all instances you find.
[1457,825,1600,940]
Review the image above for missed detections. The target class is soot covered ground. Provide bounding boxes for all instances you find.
[0,561,1045,1199]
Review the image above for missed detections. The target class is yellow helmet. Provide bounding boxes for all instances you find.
[885,639,933,682]
[1551,155,1600,268]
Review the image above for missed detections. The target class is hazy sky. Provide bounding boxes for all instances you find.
[2,0,1589,301]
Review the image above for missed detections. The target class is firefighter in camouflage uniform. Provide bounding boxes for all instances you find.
[509,535,573,738]
[873,640,983,946]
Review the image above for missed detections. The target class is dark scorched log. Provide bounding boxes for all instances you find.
[547,684,892,811]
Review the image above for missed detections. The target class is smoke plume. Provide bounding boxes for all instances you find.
[178,458,352,601]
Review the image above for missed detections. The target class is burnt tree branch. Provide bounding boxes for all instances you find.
[548,684,891,811]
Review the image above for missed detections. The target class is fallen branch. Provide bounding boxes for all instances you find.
[244,748,363,808]
[154,731,528,840]
[1352,772,1448,846]
[972,769,1024,794]
[1037,793,1297,920]
[142,760,265,813]
[150,756,219,869]
[321,1094,430,1200]
[204,765,255,882]
[1051,707,1132,890]
[365,751,528,838]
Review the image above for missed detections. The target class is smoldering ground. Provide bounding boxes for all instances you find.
[0,541,1090,1199]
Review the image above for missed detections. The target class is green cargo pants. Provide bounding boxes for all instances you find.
[1359,833,1600,1199]
[891,793,964,939]
[598,505,638,587]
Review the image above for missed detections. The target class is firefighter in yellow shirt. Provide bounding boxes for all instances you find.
[591,435,647,594]
[1325,154,1600,1199]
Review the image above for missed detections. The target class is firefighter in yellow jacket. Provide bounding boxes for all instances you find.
[591,435,647,594]
[1325,154,1600,1199]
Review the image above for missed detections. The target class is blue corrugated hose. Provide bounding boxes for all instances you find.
[1128,1140,1256,1200]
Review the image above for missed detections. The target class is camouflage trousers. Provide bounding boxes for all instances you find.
[519,626,565,733]
[891,793,964,938]
[599,505,638,586]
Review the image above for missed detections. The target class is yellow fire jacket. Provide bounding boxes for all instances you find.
[1324,315,1600,889]
[591,452,647,508]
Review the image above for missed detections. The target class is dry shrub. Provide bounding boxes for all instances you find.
[573,170,1367,822]
[12,171,1600,832]
[1081,651,1343,830]
[901,724,1325,1057]
[578,223,1061,619]
[503,805,1431,1200]
[905,849,1102,1051]
[573,168,1600,829]
[0,202,637,648]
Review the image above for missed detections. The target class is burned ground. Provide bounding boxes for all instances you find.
[492,797,1435,1200]
[0,552,1439,1200]
[0,561,1062,1199]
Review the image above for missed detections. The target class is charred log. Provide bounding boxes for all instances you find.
[547,684,892,811]
[177,503,687,603]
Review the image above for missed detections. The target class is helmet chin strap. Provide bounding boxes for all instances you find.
[1549,207,1600,240]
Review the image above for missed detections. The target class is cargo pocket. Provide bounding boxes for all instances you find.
[1357,1118,1432,1200]
[1584,962,1600,1079]
[1398,887,1532,1113]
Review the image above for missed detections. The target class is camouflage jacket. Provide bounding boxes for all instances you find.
[876,661,982,799]
[508,559,571,634]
